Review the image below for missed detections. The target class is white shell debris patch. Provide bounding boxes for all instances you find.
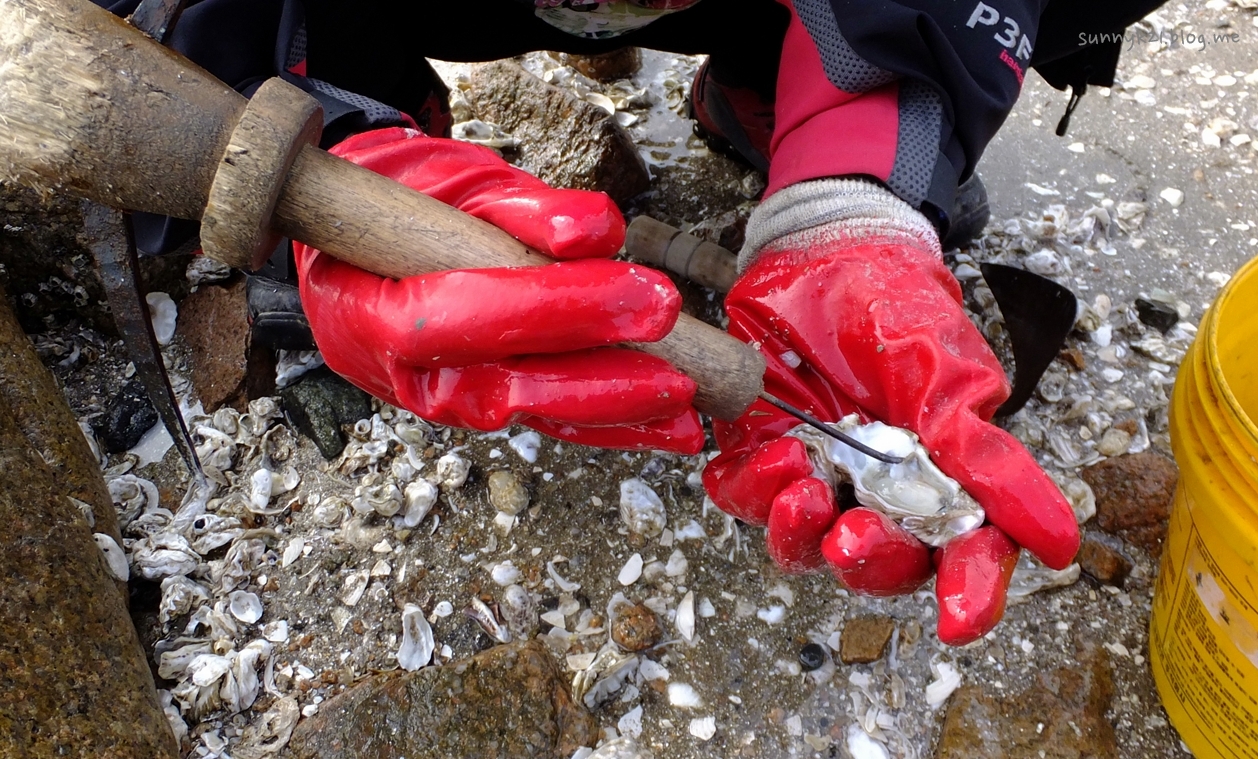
[790,414,984,546]
[397,604,435,671]
[619,478,666,538]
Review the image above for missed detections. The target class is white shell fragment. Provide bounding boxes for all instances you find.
[847,724,891,759]
[340,570,370,607]
[145,292,177,345]
[248,467,300,514]
[790,415,984,546]
[667,682,703,708]
[228,591,264,624]
[677,591,696,641]
[93,533,129,582]
[451,119,520,149]
[618,553,644,586]
[619,478,667,538]
[262,620,290,644]
[436,453,471,490]
[397,604,435,671]
[689,716,717,741]
[508,430,542,464]
[664,549,688,578]
[925,661,962,708]
[281,538,305,569]
[547,560,581,592]
[403,480,438,527]
[490,560,522,586]
[1007,552,1082,603]
[617,705,644,739]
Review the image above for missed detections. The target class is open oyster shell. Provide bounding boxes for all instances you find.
[788,414,985,547]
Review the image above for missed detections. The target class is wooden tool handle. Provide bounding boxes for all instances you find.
[274,149,764,420]
[625,216,738,293]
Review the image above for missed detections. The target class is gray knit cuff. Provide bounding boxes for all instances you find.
[738,178,941,273]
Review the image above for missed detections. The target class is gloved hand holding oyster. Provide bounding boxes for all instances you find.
[704,179,1081,645]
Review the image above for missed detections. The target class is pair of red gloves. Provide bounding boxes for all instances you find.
[295,127,1078,645]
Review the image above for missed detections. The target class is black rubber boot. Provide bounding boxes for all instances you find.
[246,274,316,351]
[941,173,990,251]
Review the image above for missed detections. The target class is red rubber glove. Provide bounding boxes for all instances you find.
[703,188,1079,644]
[294,128,703,454]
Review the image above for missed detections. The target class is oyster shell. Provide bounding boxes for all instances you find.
[93,533,129,582]
[436,452,471,490]
[160,576,211,626]
[397,604,435,671]
[402,480,437,527]
[131,532,200,580]
[228,590,264,624]
[107,473,160,529]
[789,415,984,546]
[619,478,666,539]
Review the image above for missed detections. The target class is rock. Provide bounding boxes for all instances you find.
[468,60,650,206]
[1081,452,1178,552]
[936,644,1116,758]
[279,366,373,460]
[612,603,663,652]
[1058,347,1086,371]
[91,377,158,452]
[288,640,597,759]
[0,288,123,550]
[488,470,530,516]
[839,615,896,664]
[0,395,178,757]
[1076,533,1133,586]
[175,277,251,412]
[1134,297,1178,333]
[561,48,642,81]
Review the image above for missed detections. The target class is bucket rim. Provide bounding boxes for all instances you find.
[1206,254,1258,452]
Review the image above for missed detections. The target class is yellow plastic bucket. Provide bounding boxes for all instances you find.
[1150,254,1258,757]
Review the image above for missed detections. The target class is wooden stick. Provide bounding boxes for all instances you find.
[625,216,738,293]
[274,149,764,420]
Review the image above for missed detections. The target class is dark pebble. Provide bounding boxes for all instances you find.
[279,367,372,460]
[1135,298,1179,333]
[92,378,158,452]
[799,643,826,672]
